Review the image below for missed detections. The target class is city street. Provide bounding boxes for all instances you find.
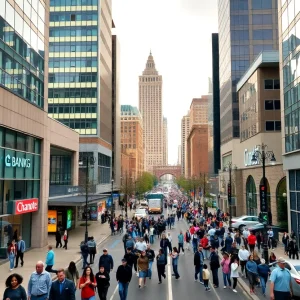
[75,208,252,300]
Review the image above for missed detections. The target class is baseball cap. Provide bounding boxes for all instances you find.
[277,257,286,263]
[121,258,127,262]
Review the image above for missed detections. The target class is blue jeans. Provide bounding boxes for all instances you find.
[150,235,154,244]
[195,265,203,282]
[31,296,48,300]
[192,241,198,253]
[172,264,179,278]
[118,282,129,300]
[260,276,267,294]
[222,272,231,287]
[9,253,15,269]
[82,254,88,268]
[148,261,153,278]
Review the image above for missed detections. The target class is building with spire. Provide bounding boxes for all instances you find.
[163,117,168,165]
[139,52,163,173]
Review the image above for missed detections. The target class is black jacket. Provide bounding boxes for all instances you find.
[99,254,114,273]
[146,249,155,262]
[95,271,110,289]
[209,251,220,270]
[116,265,132,283]
[194,251,204,267]
[124,252,136,267]
[49,278,75,300]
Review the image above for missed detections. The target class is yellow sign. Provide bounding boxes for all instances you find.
[48,210,57,232]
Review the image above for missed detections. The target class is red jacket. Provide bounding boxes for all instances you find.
[200,237,209,248]
[248,234,256,245]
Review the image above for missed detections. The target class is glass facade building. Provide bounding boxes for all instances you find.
[218,0,278,145]
[279,0,300,234]
[0,0,46,108]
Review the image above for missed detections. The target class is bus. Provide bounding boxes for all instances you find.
[146,192,164,214]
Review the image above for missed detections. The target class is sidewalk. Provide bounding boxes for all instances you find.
[0,209,130,296]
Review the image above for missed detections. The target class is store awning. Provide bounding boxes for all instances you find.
[48,194,108,207]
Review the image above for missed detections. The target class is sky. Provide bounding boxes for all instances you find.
[112,0,218,165]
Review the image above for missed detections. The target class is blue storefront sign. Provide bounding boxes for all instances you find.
[106,197,112,208]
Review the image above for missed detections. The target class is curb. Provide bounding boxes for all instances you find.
[183,218,258,300]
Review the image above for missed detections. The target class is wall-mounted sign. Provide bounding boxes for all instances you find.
[244,146,260,167]
[66,209,72,229]
[8,198,38,215]
[5,154,31,168]
[48,210,57,232]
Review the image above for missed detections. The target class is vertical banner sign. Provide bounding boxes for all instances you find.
[48,210,57,232]
[259,185,268,224]
[227,183,231,204]
[67,209,72,229]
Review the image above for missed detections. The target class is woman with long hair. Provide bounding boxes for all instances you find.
[137,250,149,288]
[230,257,239,293]
[3,273,27,300]
[269,252,277,263]
[246,254,258,294]
[7,240,17,271]
[65,261,80,290]
[79,266,97,300]
[170,247,180,279]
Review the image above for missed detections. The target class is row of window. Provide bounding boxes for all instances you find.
[230,14,273,26]
[49,88,97,98]
[48,104,97,114]
[49,72,97,83]
[265,79,280,90]
[49,57,97,68]
[230,0,273,10]
[50,155,72,185]
[285,110,300,136]
[98,153,110,167]
[286,133,300,153]
[231,29,274,41]
[50,11,98,22]
[50,0,98,6]
[49,41,97,53]
[59,119,97,129]
[284,83,300,109]
[231,60,249,71]
[265,100,281,110]
[49,26,97,37]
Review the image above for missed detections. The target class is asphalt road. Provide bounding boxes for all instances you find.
[74,208,253,300]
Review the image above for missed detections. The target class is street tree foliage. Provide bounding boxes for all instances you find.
[136,172,157,195]
[176,174,211,196]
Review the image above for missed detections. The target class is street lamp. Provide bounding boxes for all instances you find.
[223,162,237,229]
[111,179,114,218]
[251,143,276,263]
[79,154,96,243]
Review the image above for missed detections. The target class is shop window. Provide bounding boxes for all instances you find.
[266,121,275,131]
[5,130,15,149]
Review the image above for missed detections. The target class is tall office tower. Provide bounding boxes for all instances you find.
[120,105,144,179]
[177,145,182,165]
[181,114,190,176]
[218,0,278,165]
[211,33,221,174]
[163,117,168,165]
[278,1,300,232]
[48,0,114,192]
[0,0,79,248]
[139,52,163,173]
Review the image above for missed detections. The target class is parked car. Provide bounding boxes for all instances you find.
[230,215,260,230]
[134,208,147,220]
[246,223,288,239]
[138,200,148,210]
[269,260,300,297]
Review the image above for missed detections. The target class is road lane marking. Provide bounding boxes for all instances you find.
[109,239,121,249]
[109,284,118,300]
[167,255,173,300]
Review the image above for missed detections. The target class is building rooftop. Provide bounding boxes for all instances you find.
[121,105,141,117]
[237,50,279,91]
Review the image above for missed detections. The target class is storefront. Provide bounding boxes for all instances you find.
[77,199,107,222]
[0,127,41,258]
[47,207,76,233]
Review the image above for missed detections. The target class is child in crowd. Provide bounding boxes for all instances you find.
[202,264,211,292]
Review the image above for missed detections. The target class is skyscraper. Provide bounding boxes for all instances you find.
[163,117,168,165]
[181,114,190,177]
[48,0,116,191]
[218,0,278,166]
[139,52,163,172]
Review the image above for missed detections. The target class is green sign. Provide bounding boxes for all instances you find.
[67,209,72,229]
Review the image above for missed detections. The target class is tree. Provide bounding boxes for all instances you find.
[136,172,156,196]
[120,173,135,215]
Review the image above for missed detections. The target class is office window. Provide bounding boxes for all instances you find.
[266,121,281,131]
[252,0,272,9]
[274,100,281,110]
[253,29,273,40]
[265,100,281,110]
[265,79,280,90]
[252,14,272,25]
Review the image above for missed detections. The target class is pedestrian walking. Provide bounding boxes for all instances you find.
[146,244,155,279]
[238,245,249,277]
[248,231,256,253]
[257,258,270,297]
[170,247,180,279]
[194,245,204,284]
[202,264,211,291]
[3,273,27,300]
[65,261,80,290]
[55,230,62,248]
[88,236,97,264]
[167,232,173,253]
[160,234,170,264]
[27,261,52,300]
[63,230,68,250]
[7,240,17,271]
[201,235,210,259]
[15,236,25,268]
[270,257,293,300]
[124,248,136,269]
[49,268,76,300]
[137,250,149,288]
[45,245,57,274]
[116,258,132,300]
[221,252,231,289]
[149,226,155,244]
[96,265,110,300]
[246,254,258,294]
[178,231,185,254]
[230,257,239,293]
[184,229,191,251]
[209,247,220,288]
[79,266,97,300]
[157,248,166,284]
[268,227,274,249]
[80,241,90,269]
[98,248,114,274]
[282,232,289,255]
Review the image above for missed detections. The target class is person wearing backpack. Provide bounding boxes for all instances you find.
[80,241,90,269]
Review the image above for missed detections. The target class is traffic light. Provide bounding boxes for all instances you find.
[227,183,231,204]
[259,211,268,225]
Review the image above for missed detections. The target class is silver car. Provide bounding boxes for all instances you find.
[230,215,259,230]
[269,260,300,297]
[134,208,147,220]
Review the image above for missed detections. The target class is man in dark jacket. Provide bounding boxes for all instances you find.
[146,244,155,279]
[209,247,220,288]
[123,248,136,269]
[156,248,166,283]
[80,241,89,269]
[99,248,114,273]
[116,258,132,300]
[49,268,75,300]
[96,266,110,300]
[194,245,204,284]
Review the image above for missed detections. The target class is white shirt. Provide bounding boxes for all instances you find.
[168,235,172,243]
[135,241,147,251]
[231,262,239,278]
[208,228,216,238]
[243,230,249,239]
[268,230,274,238]
[238,249,249,261]
[149,228,154,236]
